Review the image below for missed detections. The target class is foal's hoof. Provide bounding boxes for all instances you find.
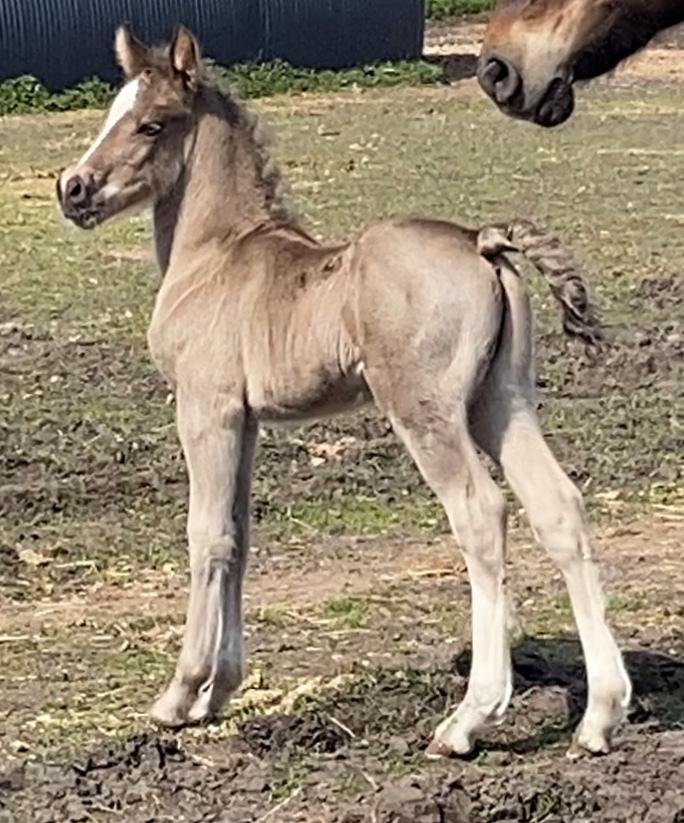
[425,739,458,760]
[425,732,474,760]
[567,730,611,759]
[150,684,195,729]
[150,702,190,729]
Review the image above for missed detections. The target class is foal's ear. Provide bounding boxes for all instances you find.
[170,26,201,91]
[115,26,151,79]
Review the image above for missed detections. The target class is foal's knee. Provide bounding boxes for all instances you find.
[531,484,590,568]
[449,485,506,574]
[188,533,243,569]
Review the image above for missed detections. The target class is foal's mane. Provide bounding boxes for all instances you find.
[134,37,298,227]
[200,72,299,226]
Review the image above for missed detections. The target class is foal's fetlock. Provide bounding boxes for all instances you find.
[150,678,199,728]
[568,692,628,758]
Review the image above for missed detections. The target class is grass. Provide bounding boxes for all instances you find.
[267,498,444,539]
[322,597,370,629]
[0,60,444,117]
[1,83,681,595]
[426,0,495,18]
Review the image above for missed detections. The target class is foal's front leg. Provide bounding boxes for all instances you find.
[151,391,257,727]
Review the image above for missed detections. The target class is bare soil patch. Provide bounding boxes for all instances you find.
[1,516,683,821]
[2,642,682,822]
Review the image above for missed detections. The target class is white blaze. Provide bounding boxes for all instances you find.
[80,78,141,163]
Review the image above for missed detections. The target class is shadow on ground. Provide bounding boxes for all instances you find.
[424,53,478,83]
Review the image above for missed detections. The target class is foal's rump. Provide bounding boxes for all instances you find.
[351,215,601,419]
[352,218,506,411]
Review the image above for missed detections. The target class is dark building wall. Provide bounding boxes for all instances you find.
[0,0,425,89]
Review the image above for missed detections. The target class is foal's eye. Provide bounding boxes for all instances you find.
[138,121,164,137]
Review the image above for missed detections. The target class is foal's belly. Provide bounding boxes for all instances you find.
[250,368,372,424]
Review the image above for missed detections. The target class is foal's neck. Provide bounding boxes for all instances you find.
[153,88,288,275]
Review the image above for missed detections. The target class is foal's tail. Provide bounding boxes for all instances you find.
[477,219,603,345]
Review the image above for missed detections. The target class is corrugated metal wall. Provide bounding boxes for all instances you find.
[0,0,425,89]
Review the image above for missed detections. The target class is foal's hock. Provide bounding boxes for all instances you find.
[57,25,631,758]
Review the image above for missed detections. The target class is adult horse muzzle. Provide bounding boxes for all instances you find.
[478,53,575,128]
[535,77,575,128]
[477,55,523,109]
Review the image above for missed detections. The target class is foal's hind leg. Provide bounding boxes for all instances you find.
[151,390,256,727]
[471,264,630,754]
[476,404,631,753]
[382,403,512,757]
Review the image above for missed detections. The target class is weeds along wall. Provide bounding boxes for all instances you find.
[0,0,425,89]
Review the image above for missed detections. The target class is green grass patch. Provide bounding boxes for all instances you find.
[1,85,682,596]
[263,498,444,540]
[208,59,443,99]
[0,59,443,117]
[322,596,370,629]
[0,76,114,116]
[426,0,495,19]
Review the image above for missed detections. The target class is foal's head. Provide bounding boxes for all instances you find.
[58,26,201,228]
[478,0,659,127]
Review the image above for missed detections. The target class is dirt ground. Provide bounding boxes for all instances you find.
[1,517,683,822]
[1,18,683,823]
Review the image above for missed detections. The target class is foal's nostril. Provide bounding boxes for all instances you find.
[478,57,521,107]
[65,175,88,207]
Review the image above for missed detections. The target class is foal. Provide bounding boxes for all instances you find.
[57,26,630,758]
[479,0,684,126]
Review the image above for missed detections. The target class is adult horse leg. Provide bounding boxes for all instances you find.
[472,264,630,754]
[151,390,257,727]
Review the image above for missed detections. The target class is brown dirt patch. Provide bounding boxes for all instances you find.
[1,514,681,636]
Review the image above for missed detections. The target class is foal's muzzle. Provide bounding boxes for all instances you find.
[57,171,100,229]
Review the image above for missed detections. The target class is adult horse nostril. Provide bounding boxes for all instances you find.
[478,57,521,106]
[478,58,506,96]
[65,175,88,207]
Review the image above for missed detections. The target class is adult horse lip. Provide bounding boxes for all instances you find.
[535,77,575,128]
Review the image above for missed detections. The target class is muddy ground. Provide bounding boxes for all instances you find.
[1,20,683,823]
[2,516,684,822]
